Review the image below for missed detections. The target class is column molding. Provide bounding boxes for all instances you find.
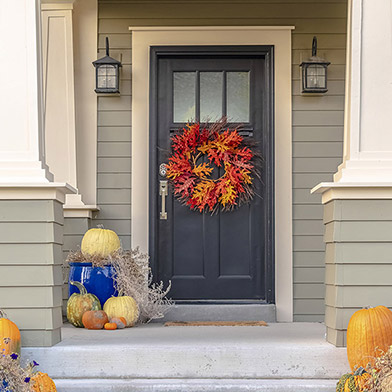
[333,0,392,183]
[0,0,52,183]
[41,0,99,216]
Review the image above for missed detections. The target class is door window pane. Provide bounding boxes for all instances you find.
[200,72,223,122]
[173,72,196,122]
[227,72,250,122]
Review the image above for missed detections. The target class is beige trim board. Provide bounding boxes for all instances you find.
[131,26,293,322]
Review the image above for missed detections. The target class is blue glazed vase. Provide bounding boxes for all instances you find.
[68,262,117,306]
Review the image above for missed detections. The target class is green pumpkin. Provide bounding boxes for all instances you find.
[67,281,101,327]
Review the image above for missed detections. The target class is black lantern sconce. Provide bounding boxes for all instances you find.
[300,36,330,94]
[93,37,122,94]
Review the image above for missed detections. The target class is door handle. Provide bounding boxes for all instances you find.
[159,180,168,220]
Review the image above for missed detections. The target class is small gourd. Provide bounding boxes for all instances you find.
[0,309,21,356]
[104,322,117,330]
[336,367,371,392]
[67,281,101,327]
[103,296,139,327]
[81,228,121,258]
[31,372,57,392]
[110,317,126,329]
[82,310,109,330]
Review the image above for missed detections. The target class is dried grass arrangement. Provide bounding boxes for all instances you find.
[0,352,36,392]
[365,346,392,391]
[66,248,173,323]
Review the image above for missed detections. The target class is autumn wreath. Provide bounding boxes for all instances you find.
[166,119,261,213]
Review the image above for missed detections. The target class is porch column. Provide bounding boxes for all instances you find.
[0,0,75,346]
[313,0,392,346]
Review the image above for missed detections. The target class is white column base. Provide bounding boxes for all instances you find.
[334,160,392,183]
[0,161,54,183]
[63,194,99,218]
[0,183,76,204]
[312,182,392,204]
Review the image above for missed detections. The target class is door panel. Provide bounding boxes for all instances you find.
[149,46,274,302]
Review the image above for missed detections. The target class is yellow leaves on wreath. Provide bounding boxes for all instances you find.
[198,142,212,154]
[218,180,237,207]
[192,180,216,206]
[240,169,252,184]
[193,162,213,178]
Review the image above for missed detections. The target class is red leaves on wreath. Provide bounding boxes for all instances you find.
[175,176,195,197]
[166,153,192,179]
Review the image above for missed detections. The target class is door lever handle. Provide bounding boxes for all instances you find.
[159,180,168,220]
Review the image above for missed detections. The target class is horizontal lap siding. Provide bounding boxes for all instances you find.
[97,0,347,321]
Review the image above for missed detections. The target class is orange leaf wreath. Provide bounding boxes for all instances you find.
[166,119,261,213]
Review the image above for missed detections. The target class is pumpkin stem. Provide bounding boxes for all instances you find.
[70,281,87,295]
[96,224,105,229]
[354,366,367,376]
[0,309,8,319]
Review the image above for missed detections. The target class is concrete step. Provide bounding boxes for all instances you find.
[54,378,339,392]
[154,303,276,323]
[22,323,349,381]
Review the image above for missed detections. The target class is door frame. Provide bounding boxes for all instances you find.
[130,26,294,321]
[149,45,275,303]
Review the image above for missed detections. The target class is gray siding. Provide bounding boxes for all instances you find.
[96,0,347,321]
[0,200,64,347]
[324,200,392,346]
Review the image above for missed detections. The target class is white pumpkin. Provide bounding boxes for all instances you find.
[81,228,121,258]
[103,296,139,327]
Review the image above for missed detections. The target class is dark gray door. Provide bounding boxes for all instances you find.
[149,46,274,302]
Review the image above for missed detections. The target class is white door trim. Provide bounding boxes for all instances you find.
[130,26,294,322]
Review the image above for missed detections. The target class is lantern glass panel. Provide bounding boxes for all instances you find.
[306,64,326,89]
[97,65,117,89]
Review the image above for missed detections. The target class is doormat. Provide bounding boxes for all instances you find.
[164,321,268,327]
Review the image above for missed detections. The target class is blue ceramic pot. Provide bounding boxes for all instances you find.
[68,262,117,307]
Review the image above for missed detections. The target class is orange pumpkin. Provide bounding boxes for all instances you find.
[104,322,117,330]
[82,310,108,330]
[347,306,392,370]
[31,372,57,392]
[0,309,21,356]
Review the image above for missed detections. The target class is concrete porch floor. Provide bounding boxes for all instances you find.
[22,322,350,391]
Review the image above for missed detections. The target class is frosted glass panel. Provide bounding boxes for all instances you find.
[173,72,196,122]
[227,72,250,122]
[200,72,223,121]
[306,65,326,89]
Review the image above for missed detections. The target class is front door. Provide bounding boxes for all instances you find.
[149,46,274,302]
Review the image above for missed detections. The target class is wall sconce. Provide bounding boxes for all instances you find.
[300,36,330,94]
[93,37,122,94]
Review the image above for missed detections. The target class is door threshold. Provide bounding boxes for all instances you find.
[175,299,268,305]
[153,303,276,323]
